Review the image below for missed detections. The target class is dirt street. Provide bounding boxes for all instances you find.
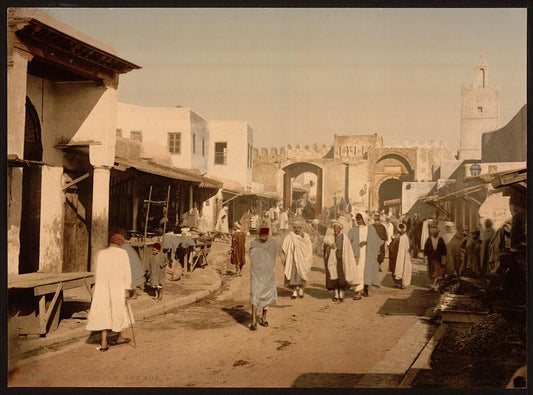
[8,235,439,387]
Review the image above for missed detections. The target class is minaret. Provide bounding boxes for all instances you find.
[458,58,500,160]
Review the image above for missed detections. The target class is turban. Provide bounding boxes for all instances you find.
[109,233,124,246]
[331,220,343,230]
[397,223,406,232]
[259,227,269,235]
[234,221,242,229]
[152,242,162,250]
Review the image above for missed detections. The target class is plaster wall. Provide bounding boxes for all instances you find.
[402,181,436,213]
[208,121,252,188]
[7,48,29,158]
[39,166,65,272]
[347,161,370,210]
[439,160,463,180]
[461,161,527,179]
[416,146,457,181]
[7,168,23,275]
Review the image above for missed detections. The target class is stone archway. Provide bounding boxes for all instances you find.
[371,152,415,211]
[282,162,323,217]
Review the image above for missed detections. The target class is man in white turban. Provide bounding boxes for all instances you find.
[348,212,384,299]
[282,221,313,299]
[323,220,357,302]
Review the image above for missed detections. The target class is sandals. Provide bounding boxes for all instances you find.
[249,323,257,331]
[97,346,110,352]
[290,294,297,300]
[332,297,339,302]
[258,319,269,327]
[353,294,362,301]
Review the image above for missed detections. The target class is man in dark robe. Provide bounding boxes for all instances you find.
[423,226,447,289]
[480,218,495,278]
[230,221,246,276]
[371,213,388,272]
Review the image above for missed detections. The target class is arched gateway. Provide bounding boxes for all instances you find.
[282,162,323,217]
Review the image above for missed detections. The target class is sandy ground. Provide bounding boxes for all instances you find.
[8,233,438,387]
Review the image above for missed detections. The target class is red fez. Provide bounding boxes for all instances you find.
[152,242,162,250]
[109,233,124,246]
[259,227,269,235]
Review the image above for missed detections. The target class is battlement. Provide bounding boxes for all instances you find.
[253,143,332,164]
[383,140,451,149]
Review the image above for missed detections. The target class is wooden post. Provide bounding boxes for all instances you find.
[144,186,152,241]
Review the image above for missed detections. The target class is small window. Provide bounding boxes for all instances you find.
[130,130,143,142]
[116,128,123,138]
[168,132,181,154]
[478,106,483,113]
[193,134,196,154]
[214,142,227,165]
[202,139,205,157]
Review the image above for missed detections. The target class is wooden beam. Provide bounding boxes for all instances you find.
[43,283,63,325]
[62,172,90,190]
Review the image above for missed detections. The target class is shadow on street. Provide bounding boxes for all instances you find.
[221,305,251,328]
[292,372,404,387]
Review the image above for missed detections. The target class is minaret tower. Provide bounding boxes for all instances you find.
[458,58,500,160]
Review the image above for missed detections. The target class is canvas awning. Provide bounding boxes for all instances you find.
[114,157,222,188]
[421,183,488,203]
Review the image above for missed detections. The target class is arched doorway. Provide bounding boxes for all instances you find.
[19,97,43,274]
[378,178,402,215]
[283,162,323,218]
[372,152,415,213]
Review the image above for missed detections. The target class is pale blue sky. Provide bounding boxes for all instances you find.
[44,8,527,150]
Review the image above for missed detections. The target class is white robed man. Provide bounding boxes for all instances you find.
[86,233,134,352]
[279,208,289,232]
[249,227,278,330]
[348,212,384,299]
[389,222,412,289]
[281,221,313,299]
[323,219,357,302]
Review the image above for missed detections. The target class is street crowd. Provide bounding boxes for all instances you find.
[83,197,518,348]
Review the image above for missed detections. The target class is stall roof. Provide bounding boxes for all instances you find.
[114,157,222,189]
[421,183,488,203]
[7,154,46,167]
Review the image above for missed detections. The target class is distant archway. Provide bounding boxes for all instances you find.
[283,162,323,217]
[378,178,402,215]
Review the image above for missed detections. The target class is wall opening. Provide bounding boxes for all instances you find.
[378,178,403,216]
[18,97,42,274]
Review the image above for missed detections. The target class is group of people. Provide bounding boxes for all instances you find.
[245,211,412,331]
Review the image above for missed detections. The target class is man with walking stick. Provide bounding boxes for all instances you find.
[86,233,135,352]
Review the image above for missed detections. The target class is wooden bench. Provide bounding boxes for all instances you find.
[8,272,94,336]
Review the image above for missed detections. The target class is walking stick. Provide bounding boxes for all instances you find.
[125,298,137,348]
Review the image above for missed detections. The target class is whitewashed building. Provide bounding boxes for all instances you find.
[7,8,140,274]
[116,103,210,174]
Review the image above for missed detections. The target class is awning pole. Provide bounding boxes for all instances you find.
[144,185,152,241]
